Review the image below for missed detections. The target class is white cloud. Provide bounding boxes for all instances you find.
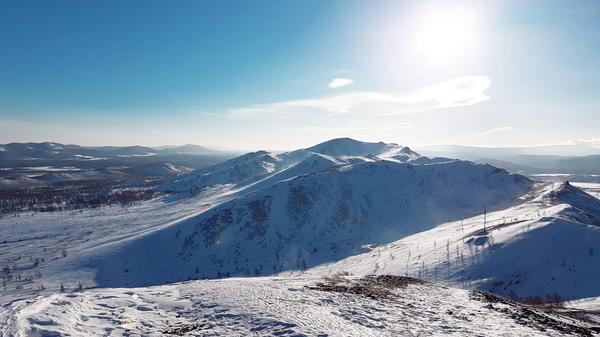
[404,76,491,109]
[328,78,354,89]
[231,76,491,117]
[478,126,515,136]
[567,138,600,146]
[391,122,411,128]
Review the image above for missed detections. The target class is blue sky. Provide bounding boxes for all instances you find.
[1,0,599,150]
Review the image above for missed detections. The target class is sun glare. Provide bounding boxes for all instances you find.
[412,5,480,64]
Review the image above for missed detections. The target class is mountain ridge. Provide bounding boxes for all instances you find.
[60,139,536,287]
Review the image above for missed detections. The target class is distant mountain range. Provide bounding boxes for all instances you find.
[151,144,219,154]
[417,143,600,158]
[416,143,600,175]
[0,142,232,161]
[3,141,600,175]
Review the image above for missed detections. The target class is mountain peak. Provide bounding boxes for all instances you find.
[305,138,409,157]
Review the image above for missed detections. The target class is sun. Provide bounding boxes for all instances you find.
[412,5,480,64]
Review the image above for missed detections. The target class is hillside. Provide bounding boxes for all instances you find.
[2,138,600,336]
[63,142,532,288]
[132,162,192,176]
[308,182,600,301]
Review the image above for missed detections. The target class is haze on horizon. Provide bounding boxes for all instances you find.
[1,0,599,151]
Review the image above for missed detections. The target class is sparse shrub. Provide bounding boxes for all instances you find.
[322,271,351,285]
[511,293,564,307]
[521,295,544,306]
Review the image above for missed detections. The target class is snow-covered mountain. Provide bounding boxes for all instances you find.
[161,138,423,193]
[3,138,600,336]
[308,181,600,301]
[305,137,420,160]
[68,140,533,287]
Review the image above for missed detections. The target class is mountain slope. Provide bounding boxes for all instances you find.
[306,137,416,158]
[160,150,292,192]
[132,162,192,176]
[160,138,421,194]
[308,182,600,301]
[75,159,532,287]
[6,138,600,337]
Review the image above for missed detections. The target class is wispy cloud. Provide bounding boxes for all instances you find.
[286,123,411,133]
[478,126,515,136]
[231,76,491,117]
[328,78,354,89]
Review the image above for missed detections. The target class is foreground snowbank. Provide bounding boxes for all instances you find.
[2,276,598,337]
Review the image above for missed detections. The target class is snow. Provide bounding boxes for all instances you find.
[572,182,600,189]
[571,182,600,200]
[0,176,44,189]
[568,297,600,310]
[71,158,532,288]
[305,182,600,301]
[115,153,157,158]
[33,172,80,182]
[74,154,107,160]
[18,166,81,172]
[160,138,424,194]
[160,150,291,193]
[2,138,600,336]
[305,137,414,159]
[2,277,595,337]
[134,163,191,176]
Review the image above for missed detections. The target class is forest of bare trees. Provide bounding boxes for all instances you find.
[0,180,158,215]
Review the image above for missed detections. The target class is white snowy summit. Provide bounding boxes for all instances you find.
[305,137,420,159]
[162,138,428,193]
[1,138,600,336]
